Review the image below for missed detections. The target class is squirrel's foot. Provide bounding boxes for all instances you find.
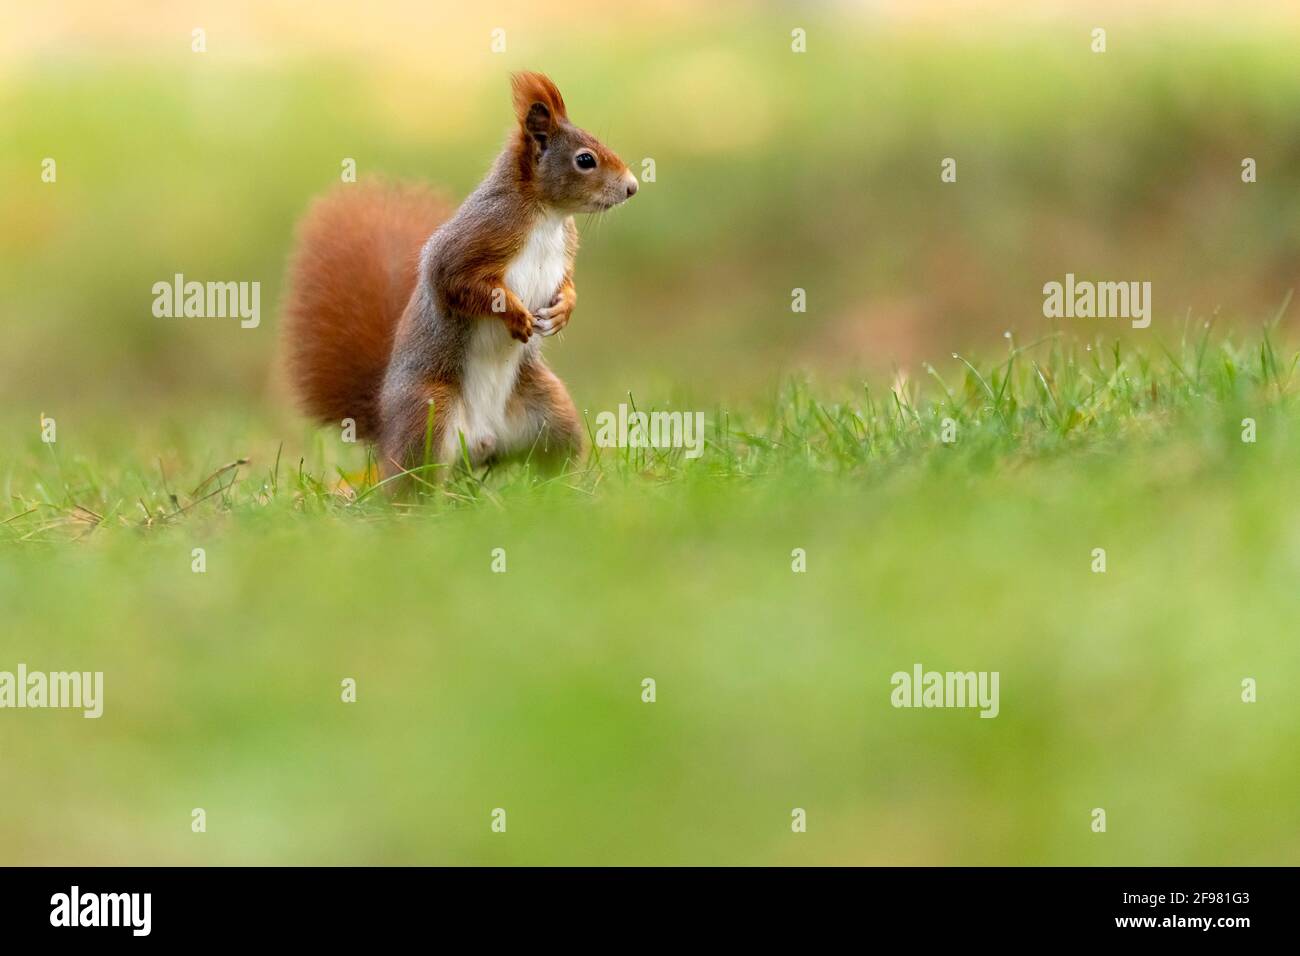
[466,433,496,465]
[504,310,534,343]
[475,435,496,463]
[533,295,573,338]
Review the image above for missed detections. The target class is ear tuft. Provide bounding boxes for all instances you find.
[510,71,568,126]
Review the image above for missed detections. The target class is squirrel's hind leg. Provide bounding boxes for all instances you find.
[377,379,461,486]
[500,360,586,471]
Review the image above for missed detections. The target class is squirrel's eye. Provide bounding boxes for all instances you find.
[575,151,598,171]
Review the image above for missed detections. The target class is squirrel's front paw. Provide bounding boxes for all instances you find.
[504,310,534,343]
[533,294,573,338]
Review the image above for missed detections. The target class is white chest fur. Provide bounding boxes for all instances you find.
[446,215,567,461]
[505,213,568,312]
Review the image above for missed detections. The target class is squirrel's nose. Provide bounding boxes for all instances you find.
[623,173,638,198]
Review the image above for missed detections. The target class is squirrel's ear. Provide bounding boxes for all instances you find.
[511,71,567,150]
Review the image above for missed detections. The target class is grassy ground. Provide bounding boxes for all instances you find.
[5,1,1299,866]
[3,327,1298,864]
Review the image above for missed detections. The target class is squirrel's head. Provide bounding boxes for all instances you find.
[510,71,638,214]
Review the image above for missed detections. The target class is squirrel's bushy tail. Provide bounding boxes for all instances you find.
[281,181,451,438]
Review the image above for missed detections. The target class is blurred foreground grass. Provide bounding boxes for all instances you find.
[2,330,1298,864]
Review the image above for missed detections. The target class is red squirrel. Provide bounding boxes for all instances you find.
[281,71,638,479]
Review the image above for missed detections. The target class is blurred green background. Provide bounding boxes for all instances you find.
[4,0,1299,418]
[2,1,1299,865]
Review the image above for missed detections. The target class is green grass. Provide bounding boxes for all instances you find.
[3,328,1298,864]
[6,8,1300,865]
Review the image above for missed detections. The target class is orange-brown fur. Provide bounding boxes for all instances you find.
[282,72,636,481]
[281,181,452,438]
